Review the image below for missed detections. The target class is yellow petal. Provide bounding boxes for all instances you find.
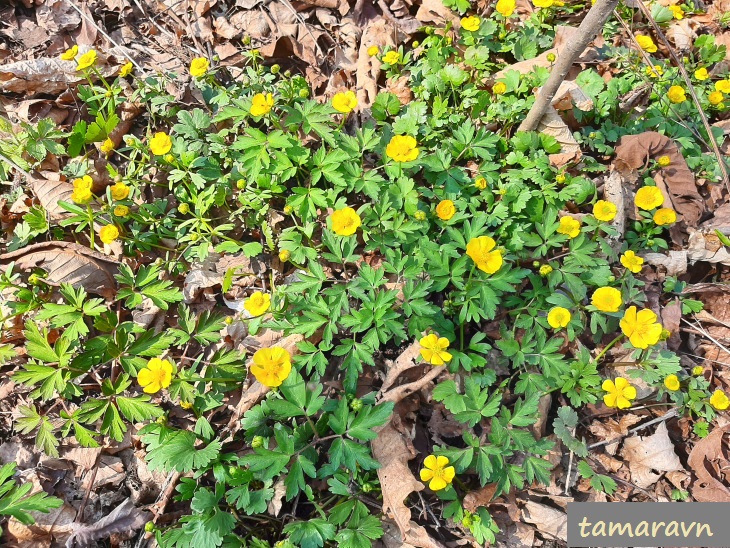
[429,477,447,491]
[420,468,435,481]
[423,455,438,469]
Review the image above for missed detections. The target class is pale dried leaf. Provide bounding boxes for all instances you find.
[687,230,730,266]
[267,478,287,516]
[666,19,696,51]
[29,175,73,221]
[380,341,420,393]
[537,106,581,167]
[687,423,730,502]
[0,55,117,95]
[521,501,567,541]
[66,498,149,548]
[588,413,642,455]
[642,250,688,276]
[603,170,627,252]
[621,422,683,488]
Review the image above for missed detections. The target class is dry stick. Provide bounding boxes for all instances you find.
[517,0,620,133]
[0,151,33,180]
[65,0,144,72]
[682,317,730,358]
[129,0,205,58]
[586,408,678,450]
[633,1,730,194]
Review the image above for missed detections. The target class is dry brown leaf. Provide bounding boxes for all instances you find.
[603,170,627,252]
[642,250,688,276]
[380,340,420,393]
[65,498,149,548]
[588,413,642,455]
[666,19,696,51]
[414,0,459,26]
[0,242,119,299]
[613,132,703,226]
[661,299,682,350]
[356,18,395,108]
[538,107,581,168]
[0,55,117,95]
[687,424,730,502]
[687,229,730,266]
[621,422,683,488]
[29,175,73,221]
[463,483,498,513]
[521,500,567,541]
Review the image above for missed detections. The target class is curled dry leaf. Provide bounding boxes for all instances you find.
[613,132,703,226]
[642,250,688,276]
[666,19,697,51]
[356,18,396,108]
[463,483,498,513]
[0,55,118,95]
[621,422,683,489]
[0,241,119,299]
[661,299,682,350]
[29,175,73,222]
[380,340,420,393]
[65,498,149,548]
[588,413,642,455]
[687,424,730,502]
[521,500,567,541]
[687,229,730,266]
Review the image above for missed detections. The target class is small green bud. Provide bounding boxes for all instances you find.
[414,210,426,221]
[532,260,541,268]
[189,233,200,242]
[555,173,566,183]
[539,264,553,276]
[412,41,420,48]
[156,415,167,425]
[462,513,473,528]
[445,36,453,45]
[252,435,264,448]
[144,522,155,533]
[350,398,363,411]
[299,88,310,98]
[154,258,164,266]
[284,70,292,78]
[224,316,234,325]
[251,49,260,56]
[228,466,238,476]
[236,179,246,190]
[647,239,655,246]
[283,205,294,215]
[177,203,190,214]
[547,53,556,63]
[271,64,280,74]
[242,35,252,46]
[607,275,616,283]
[28,273,41,285]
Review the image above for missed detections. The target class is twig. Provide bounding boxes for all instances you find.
[564,427,576,495]
[518,0,620,132]
[682,317,730,359]
[633,1,730,194]
[129,0,204,57]
[65,0,144,72]
[0,151,33,180]
[587,408,678,450]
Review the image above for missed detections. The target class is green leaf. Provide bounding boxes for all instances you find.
[0,463,63,524]
[283,519,336,548]
[348,402,394,441]
[116,395,164,423]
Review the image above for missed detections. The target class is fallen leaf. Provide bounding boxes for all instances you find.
[380,340,420,393]
[521,500,567,541]
[661,299,682,350]
[29,175,73,222]
[642,250,688,276]
[0,54,117,95]
[666,19,696,51]
[463,483,498,513]
[602,170,628,252]
[588,413,642,455]
[621,422,683,488]
[687,229,730,266]
[687,424,730,502]
[65,498,149,548]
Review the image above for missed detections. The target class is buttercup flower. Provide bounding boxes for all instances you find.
[386,135,419,162]
[709,389,730,410]
[367,45,379,56]
[593,200,617,222]
[435,200,456,221]
[330,207,361,236]
[709,91,725,105]
[657,155,671,167]
[138,357,173,394]
[76,50,97,71]
[692,366,704,376]
[620,250,644,273]
[113,205,130,217]
[110,182,130,201]
[645,65,663,78]
[493,82,507,95]
[591,287,622,313]
[664,375,680,391]
[635,186,664,210]
[120,61,133,77]
[419,334,452,365]
[557,216,581,238]
[250,347,292,388]
[496,0,516,16]
[620,306,663,349]
[669,5,684,19]
[602,377,637,409]
[61,45,78,61]
[547,307,571,329]
[654,208,677,226]
[279,249,290,263]
[694,67,709,81]
[636,35,657,53]
[667,86,686,103]
[100,138,114,155]
[466,236,503,274]
[332,91,358,113]
[250,93,274,117]
[474,177,487,190]
[149,132,172,156]
[715,80,730,93]
[420,455,455,491]
[539,264,553,276]
[533,0,555,8]
[189,57,210,77]
[382,50,401,65]
[71,187,93,204]
[460,16,480,32]
[244,291,271,317]
[99,224,119,244]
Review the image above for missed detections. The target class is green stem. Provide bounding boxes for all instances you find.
[594,333,624,364]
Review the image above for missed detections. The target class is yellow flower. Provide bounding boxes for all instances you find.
[667,85,686,103]
[636,35,657,53]
[435,200,456,221]
[593,200,617,222]
[419,333,452,365]
[137,357,173,394]
[635,186,664,210]
[189,57,210,77]
[692,365,704,376]
[709,91,724,105]
[533,0,554,7]
[591,287,622,313]
[250,347,291,388]
[715,80,730,93]
[71,187,93,204]
[332,91,358,113]
[113,205,130,217]
[73,175,93,190]
[602,377,637,409]
[120,61,133,77]
[110,182,130,201]
[474,177,487,190]
[180,400,194,410]
[420,455,455,491]
[76,50,97,71]
[620,306,663,349]
[645,65,663,78]
[694,67,709,81]
[330,207,362,236]
[557,216,581,238]
[61,45,78,61]
[709,389,730,410]
[99,225,119,244]
[367,45,379,56]
[149,132,172,156]
[496,0,516,17]
[382,50,401,65]
[620,250,644,273]
[493,82,507,95]
[100,138,115,155]
[279,249,290,263]
[657,155,671,167]
[386,135,419,162]
[460,16,481,32]
[664,374,680,391]
[250,93,274,117]
[547,307,571,329]
[244,291,271,317]
[466,236,503,275]
[669,5,684,19]
[539,264,553,276]
[653,208,677,225]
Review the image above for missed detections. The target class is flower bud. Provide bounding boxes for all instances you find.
[252,435,264,448]
[547,53,556,63]
[555,173,566,183]
[692,365,704,376]
[539,264,553,276]
[414,210,426,221]
[283,205,293,215]
[271,64,280,74]
[178,203,190,214]
[647,239,655,247]
[224,316,234,325]
[474,177,487,190]
[242,35,252,45]
[144,522,155,533]
[279,249,290,262]
[350,398,363,411]
[236,179,246,190]
[299,88,310,98]
[180,400,193,410]
[607,275,616,283]
[361,482,373,493]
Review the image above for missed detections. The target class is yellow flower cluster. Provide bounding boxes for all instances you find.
[71,175,94,204]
